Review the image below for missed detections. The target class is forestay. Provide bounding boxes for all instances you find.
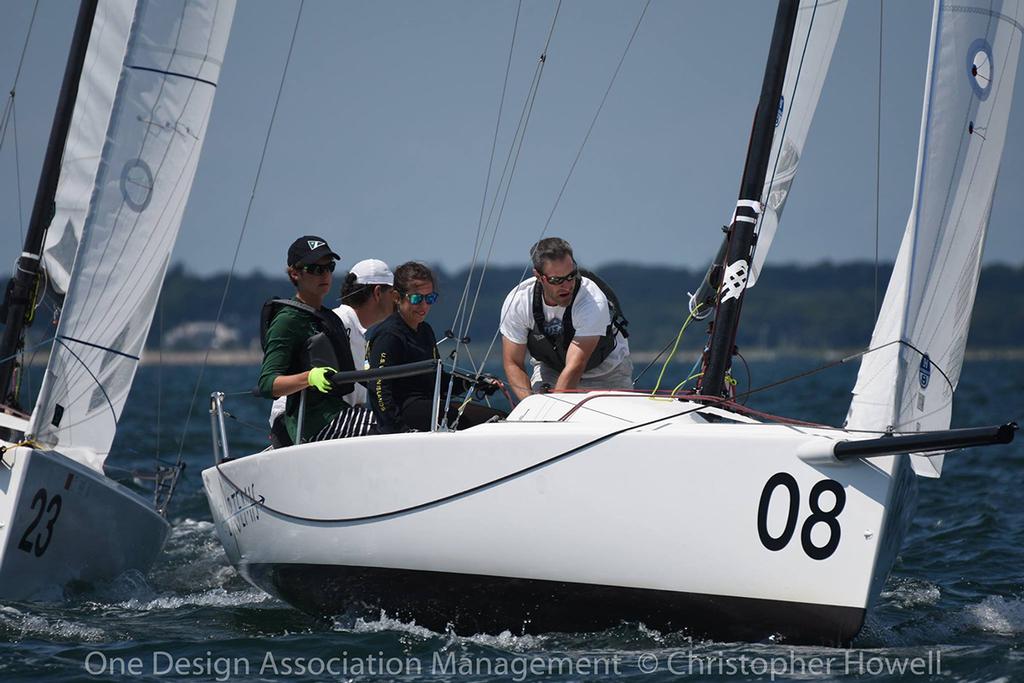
[846,0,1023,477]
[748,0,848,286]
[28,0,236,471]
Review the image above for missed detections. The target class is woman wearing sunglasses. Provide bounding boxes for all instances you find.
[365,261,505,433]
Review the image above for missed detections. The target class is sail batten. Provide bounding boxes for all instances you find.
[847,0,1022,478]
[28,0,236,471]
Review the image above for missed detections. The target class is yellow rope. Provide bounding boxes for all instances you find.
[0,439,41,457]
[650,303,703,397]
[670,371,704,397]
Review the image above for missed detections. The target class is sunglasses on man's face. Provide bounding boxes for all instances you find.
[541,268,579,286]
[403,291,439,305]
[300,261,336,275]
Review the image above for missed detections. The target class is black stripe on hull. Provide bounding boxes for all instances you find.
[243,563,864,646]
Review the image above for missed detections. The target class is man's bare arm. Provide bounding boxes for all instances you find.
[555,336,600,392]
[502,338,533,402]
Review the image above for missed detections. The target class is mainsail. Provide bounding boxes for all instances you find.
[846,0,1023,477]
[748,0,847,286]
[28,0,236,471]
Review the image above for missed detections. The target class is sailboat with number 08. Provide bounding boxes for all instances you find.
[202,0,1020,645]
[0,0,234,599]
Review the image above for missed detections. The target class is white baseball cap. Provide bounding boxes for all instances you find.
[350,259,394,286]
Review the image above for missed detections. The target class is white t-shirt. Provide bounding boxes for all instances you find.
[499,276,630,382]
[333,304,370,407]
[268,304,369,427]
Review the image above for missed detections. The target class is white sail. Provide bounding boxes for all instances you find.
[846,0,1023,477]
[28,0,236,471]
[748,0,847,287]
[41,2,134,293]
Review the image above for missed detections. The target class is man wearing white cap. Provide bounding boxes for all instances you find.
[269,258,394,434]
[333,259,396,406]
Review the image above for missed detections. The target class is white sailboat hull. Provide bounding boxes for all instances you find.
[0,444,169,600]
[202,393,916,644]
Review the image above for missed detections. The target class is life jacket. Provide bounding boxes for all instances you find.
[526,270,629,373]
[260,298,355,398]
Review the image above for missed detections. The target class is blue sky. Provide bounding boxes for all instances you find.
[1,0,1022,279]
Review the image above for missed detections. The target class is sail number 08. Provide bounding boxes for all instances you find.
[757,473,845,560]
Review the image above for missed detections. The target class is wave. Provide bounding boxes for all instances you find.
[115,587,272,612]
[967,596,1024,636]
[0,606,106,642]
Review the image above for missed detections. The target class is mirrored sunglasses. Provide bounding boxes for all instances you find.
[404,292,439,305]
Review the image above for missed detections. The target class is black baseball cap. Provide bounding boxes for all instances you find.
[288,236,341,267]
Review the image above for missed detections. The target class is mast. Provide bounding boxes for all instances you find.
[698,0,800,398]
[0,0,99,408]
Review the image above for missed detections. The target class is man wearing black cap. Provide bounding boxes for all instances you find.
[257,236,350,444]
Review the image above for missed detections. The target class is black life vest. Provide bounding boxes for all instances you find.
[259,297,355,398]
[525,270,629,373]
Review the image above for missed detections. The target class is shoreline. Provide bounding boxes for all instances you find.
[19,347,1024,367]
[138,347,1024,365]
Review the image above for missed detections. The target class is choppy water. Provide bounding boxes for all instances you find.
[2,357,1022,681]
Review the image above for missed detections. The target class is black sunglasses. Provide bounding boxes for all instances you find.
[299,261,336,275]
[541,268,579,286]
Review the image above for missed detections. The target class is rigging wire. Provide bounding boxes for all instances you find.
[12,103,26,246]
[0,0,41,156]
[11,102,31,402]
[441,1,561,421]
[874,0,884,318]
[475,0,653,375]
[735,349,752,404]
[456,0,563,354]
[649,302,702,395]
[449,0,522,341]
[631,333,685,388]
[171,0,306,481]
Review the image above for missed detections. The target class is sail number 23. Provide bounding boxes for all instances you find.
[17,488,63,557]
[757,473,845,560]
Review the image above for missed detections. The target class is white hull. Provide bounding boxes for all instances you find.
[203,393,917,644]
[0,444,169,600]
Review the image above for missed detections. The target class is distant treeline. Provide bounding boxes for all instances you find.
[147,262,1023,351]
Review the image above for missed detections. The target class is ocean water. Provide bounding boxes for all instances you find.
[1,357,1022,682]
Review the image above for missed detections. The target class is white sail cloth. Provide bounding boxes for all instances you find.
[41,2,133,292]
[29,0,236,471]
[748,0,848,287]
[846,0,1023,477]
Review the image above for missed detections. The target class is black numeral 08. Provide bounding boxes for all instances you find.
[757,473,845,560]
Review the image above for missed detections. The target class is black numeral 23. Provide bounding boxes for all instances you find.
[17,488,63,557]
[757,473,845,560]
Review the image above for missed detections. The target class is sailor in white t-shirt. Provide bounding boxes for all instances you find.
[500,238,631,401]
[269,259,395,425]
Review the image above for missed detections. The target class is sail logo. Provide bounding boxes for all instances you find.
[307,240,325,250]
[919,355,931,390]
[721,260,749,303]
[967,39,994,101]
[120,159,154,212]
[776,96,785,127]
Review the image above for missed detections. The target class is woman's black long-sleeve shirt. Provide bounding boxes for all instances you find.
[365,312,468,433]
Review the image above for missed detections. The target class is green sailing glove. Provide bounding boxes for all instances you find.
[308,366,337,393]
